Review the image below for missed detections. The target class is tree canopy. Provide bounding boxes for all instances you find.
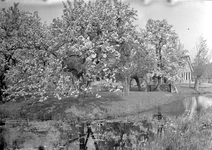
[193,36,211,91]
[0,1,189,102]
[0,3,49,101]
[144,19,187,82]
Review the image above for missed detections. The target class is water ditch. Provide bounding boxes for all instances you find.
[1,94,212,149]
[141,94,212,119]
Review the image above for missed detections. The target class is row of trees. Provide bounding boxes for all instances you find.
[0,0,188,102]
[192,36,211,91]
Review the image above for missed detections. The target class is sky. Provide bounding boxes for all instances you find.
[1,0,212,60]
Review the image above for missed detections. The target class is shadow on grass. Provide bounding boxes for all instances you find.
[0,92,125,122]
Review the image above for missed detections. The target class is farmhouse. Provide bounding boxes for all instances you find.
[180,55,193,83]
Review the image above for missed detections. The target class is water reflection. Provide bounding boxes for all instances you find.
[183,96,198,119]
[86,120,155,150]
[153,95,212,119]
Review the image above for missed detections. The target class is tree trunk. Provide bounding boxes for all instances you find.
[0,88,3,103]
[0,75,3,103]
[0,77,2,102]
[133,76,141,91]
[155,76,162,91]
[79,123,85,150]
[194,76,200,92]
[171,82,178,94]
[143,79,148,92]
[130,78,133,91]
[0,74,7,103]
[78,79,86,105]
[123,77,130,96]
[195,96,201,120]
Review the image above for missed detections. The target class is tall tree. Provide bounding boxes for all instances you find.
[203,63,212,82]
[130,29,158,91]
[0,3,47,102]
[0,0,140,101]
[112,41,138,95]
[0,3,66,102]
[193,36,210,91]
[52,0,138,96]
[145,19,186,90]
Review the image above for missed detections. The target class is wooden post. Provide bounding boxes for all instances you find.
[79,123,85,150]
[189,72,191,87]
[169,83,172,92]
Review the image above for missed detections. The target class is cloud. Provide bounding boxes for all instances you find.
[44,0,65,4]
[142,0,153,5]
[166,0,204,6]
[0,0,97,5]
[0,0,65,5]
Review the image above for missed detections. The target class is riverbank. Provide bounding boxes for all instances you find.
[1,94,212,150]
[1,83,212,149]
[177,82,212,95]
[1,83,211,122]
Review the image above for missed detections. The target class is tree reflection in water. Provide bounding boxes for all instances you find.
[85,95,212,149]
[183,95,212,120]
[88,120,155,150]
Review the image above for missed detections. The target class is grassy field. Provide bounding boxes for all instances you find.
[0,83,212,149]
[0,83,211,122]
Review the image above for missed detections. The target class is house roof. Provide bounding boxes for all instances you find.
[184,55,193,72]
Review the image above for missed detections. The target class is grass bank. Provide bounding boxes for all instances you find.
[0,83,212,149]
[1,83,211,122]
[177,82,212,95]
[1,101,212,150]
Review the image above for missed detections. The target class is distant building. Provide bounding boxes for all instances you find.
[180,55,193,83]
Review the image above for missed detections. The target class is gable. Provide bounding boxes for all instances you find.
[183,55,193,72]
[183,61,192,72]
